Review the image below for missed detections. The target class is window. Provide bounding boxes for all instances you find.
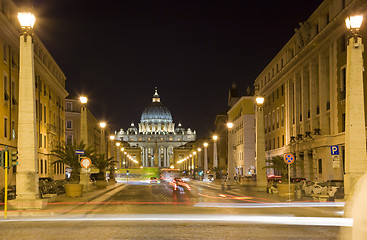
[40,159,43,174]
[39,133,42,147]
[281,59,284,68]
[281,105,284,126]
[318,159,322,173]
[264,115,267,133]
[11,121,15,139]
[276,88,279,99]
[11,81,16,105]
[281,84,284,96]
[282,135,285,146]
[44,135,46,148]
[66,134,73,145]
[4,117,7,138]
[3,44,7,62]
[272,111,275,130]
[340,67,346,100]
[276,108,280,128]
[66,102,72,111]
[66,120,72,129]
[39,103,42,122]
[44,160,47,174]
[44,106,47,123]
[4,75,9,101]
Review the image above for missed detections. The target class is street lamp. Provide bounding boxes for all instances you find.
[227,122,235,184]
[255,96,267,188]
[203,142,208,181]
[99,122,106,156]
[80,96,88,145]
[15,12,45,208]
[212,135,218,170]
[344,14,367,197]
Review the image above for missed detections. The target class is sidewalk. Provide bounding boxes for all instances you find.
[193,180,310,203]
[2,182,126,218]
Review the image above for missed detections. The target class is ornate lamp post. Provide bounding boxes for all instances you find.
[213,135,218,169]
[14,12,46,209]
[227,122,235,184]
[193,151,197,178]
[99,122,106,155]
[255,96,267,188]
[116,142,121,168]
[344,14,367,197]
[203,142,209,181]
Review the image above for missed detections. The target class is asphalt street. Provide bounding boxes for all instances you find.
[0,180,346,239]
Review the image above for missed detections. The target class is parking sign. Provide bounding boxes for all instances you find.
[330,145,339,155]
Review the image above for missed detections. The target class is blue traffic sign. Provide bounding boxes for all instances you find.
[76,150,85,155]
[284,154,295,164]
[330,145,339,155]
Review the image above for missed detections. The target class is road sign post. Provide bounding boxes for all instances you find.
[284,153,295,202]
[80,157,91,202]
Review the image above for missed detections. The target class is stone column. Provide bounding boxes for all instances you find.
[213,141,218,168]
[227,129,235,184]
[344,36,367,196]
[256,104,267,188]
[14,33,46,209]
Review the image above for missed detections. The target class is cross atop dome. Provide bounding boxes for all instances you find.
[152,87,160,102]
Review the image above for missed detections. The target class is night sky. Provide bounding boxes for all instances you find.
[15,0,323,138]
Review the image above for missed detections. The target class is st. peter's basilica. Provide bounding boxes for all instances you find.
[116,88,196,168]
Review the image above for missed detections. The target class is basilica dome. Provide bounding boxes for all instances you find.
[140,89,173,123]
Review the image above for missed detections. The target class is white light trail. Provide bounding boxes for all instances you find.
[2,214,353,227]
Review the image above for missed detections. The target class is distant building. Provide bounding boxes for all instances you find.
[227,87,255,177]
[116,89,196,168]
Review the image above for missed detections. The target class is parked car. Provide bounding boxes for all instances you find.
[55,179,66,194]
[325,180,344,198]
[0,185,16,202]
[150,177,159,184]
[291,177,306,183]
[39,177,58,198]
[303,181,327,195]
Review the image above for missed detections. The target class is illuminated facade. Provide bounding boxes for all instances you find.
[254,0,367,182]
[116,89,196,168]
[0,0,68,190]
[227,95,256,177]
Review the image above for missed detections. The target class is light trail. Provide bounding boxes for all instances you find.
[194,202,345,208]
[0,214,353,227]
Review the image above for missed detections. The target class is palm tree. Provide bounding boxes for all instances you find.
[51,141,95,183]
[264,156,288,182]
[91,154,117,180]
[212,166,226,179]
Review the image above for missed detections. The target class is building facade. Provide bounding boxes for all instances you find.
[64,96,110,157]
[227,96,256,177]
[0,0,68,188]
[116,89,196,168]
[254,0,367,182]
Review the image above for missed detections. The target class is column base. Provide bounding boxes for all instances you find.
[8,198,48,210]
[344,172,366,200]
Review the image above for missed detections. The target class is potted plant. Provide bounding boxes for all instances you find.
[264,156,295,198]
[51,141,94,197]
[91,154,117,188]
